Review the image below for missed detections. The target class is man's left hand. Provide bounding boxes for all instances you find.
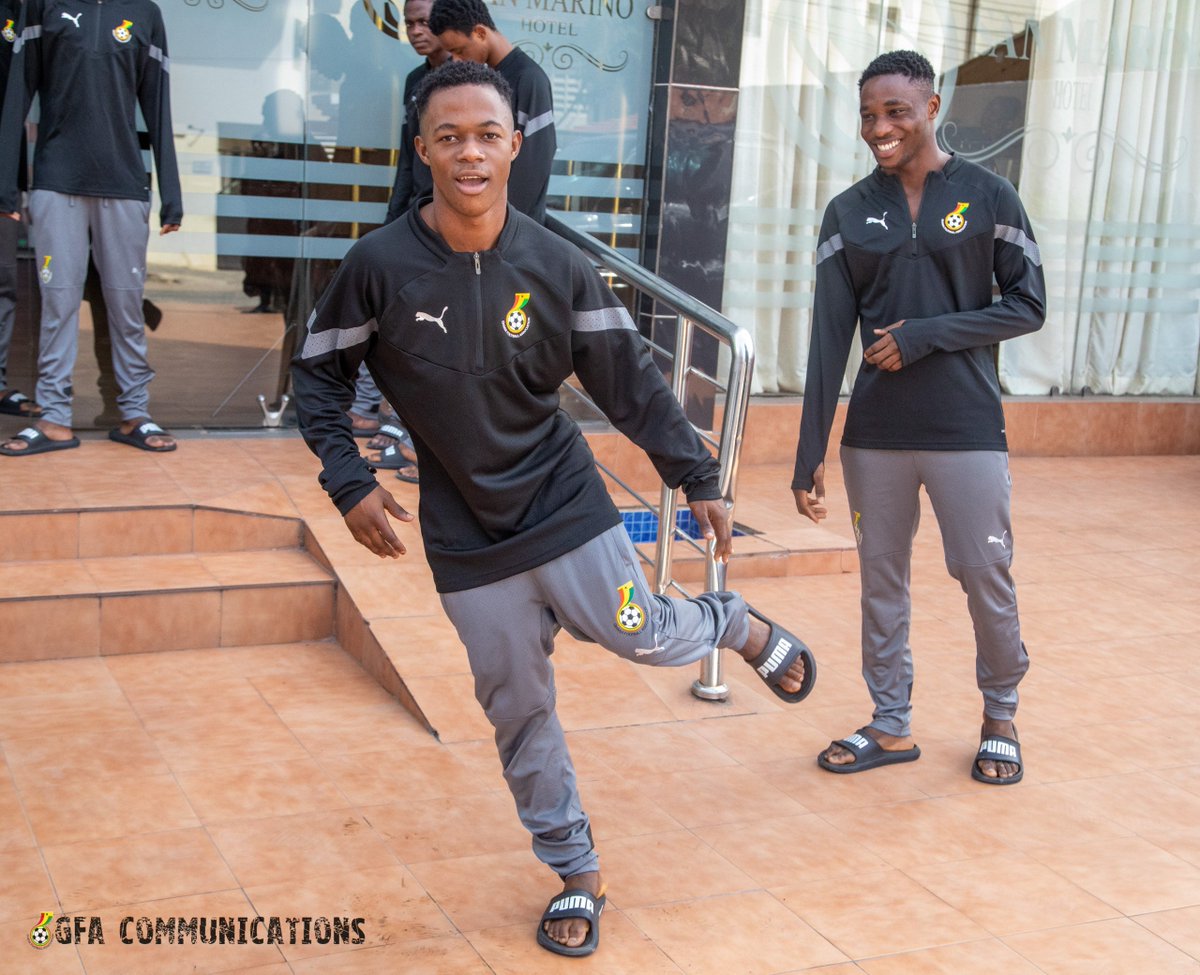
[864,320,905,371]
[688,498,734,564]
[160,223,180,236]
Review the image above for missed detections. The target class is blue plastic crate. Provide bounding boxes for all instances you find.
[620,508,746,544]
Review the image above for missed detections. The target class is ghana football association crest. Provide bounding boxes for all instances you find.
[502,292,531,337]
[40,255,52,283]
[2,20,16,43]
[113,18,133,42]
[941,201,970,234]
[615,581,646,634]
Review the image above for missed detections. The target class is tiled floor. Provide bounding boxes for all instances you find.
[1,434,1199,973]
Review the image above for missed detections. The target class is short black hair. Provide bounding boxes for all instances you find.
[428,0,495,36]
[858,50,936,94]
[414,60,513,128]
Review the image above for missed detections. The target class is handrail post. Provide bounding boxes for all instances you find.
[544,215,755,705]
[654,313,692,594]
[691,324,754,702]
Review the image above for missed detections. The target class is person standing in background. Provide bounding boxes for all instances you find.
[0,0,182,456]
[0,0,37,421]
[793,50,1045,784]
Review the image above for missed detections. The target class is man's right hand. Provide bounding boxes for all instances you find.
[793,462,827,524]
[343,485,414,558]
[5,212,18,221]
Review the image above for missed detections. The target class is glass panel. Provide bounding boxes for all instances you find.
[57,0,654,430]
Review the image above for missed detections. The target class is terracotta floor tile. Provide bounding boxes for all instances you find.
[198,549,331,586]
[1004,917,1200,974]
[243,863,457,961]
[907,851,1119,935]
[467,910,686,975]
[43,828,238,911]
[0,656,118,698]
[856,939,1046,974]
[1027,837,1200,915]
[1047,772,1200,836]
[0,846,59,923]
[568,774,684,840]
[175,758,350,824]
[627,890,847,973]
[694,812,886,888]
[773,867,989,959]
[821,797,1013,870]
[288,936,492,974]
[749,755,928,813]
[555,663,678,731]
[0,778,35,851]
[77,506,194,559]
[366,793,531,863]
[274,690,437,744]
[0,559,98,599]
[407,850,569,932]
[1133,905,1200,962]
[21,769,199,845]
[594,830,758,908]
[209,810,400,888]
[100,589,223,654]
[1148,829,1200,870]
[688,712,837,767]
[568,723,739,779]
[220,583,335,646]
[0,917,86,972]
[0,596,101,662]
[0,689,139,740]
[82,553,220,593]
[72,890,285,975]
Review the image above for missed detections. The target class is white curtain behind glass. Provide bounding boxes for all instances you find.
[726,0,1200,396]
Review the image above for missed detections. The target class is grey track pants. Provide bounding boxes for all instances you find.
[841,446,1029,737]
[0,216,17,389]
[440,523,750,879]
[29,190,152,428]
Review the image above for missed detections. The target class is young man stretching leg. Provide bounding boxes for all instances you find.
[292,62,816,958]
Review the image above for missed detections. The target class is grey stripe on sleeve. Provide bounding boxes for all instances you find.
[149,45,170,71]
[299,313,377,358]
[815,233,844,265]
[522,110,555,137]
[573,305,636,333]
[14,24,41,53]
[995,224,1042,266]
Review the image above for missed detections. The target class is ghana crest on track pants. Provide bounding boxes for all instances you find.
[441,524,750,879]
[29,190,153,428]
[841,446,1030,738]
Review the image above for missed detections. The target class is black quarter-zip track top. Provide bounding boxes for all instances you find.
[792,155,1046,491]
[292,205,720,593]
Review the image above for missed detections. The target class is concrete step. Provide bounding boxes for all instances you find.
[0,506,335,662]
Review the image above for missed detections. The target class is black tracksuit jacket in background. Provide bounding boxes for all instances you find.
[792,155,1046,492]
[292,204,719,593]
[0,0,182,225]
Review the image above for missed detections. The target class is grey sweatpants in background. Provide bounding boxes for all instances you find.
[0,216,18,389]
[441,523,750,880]
[840,446,1029,737]
[29,190,152,428]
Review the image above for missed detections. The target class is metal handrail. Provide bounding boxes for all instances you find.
[547,214,755,701]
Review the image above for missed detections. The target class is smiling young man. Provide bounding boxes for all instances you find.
[292,61,816,958]
[792,50,1045,784]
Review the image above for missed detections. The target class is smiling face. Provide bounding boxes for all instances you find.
[859,73,940,176]
[416,82,521,223]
